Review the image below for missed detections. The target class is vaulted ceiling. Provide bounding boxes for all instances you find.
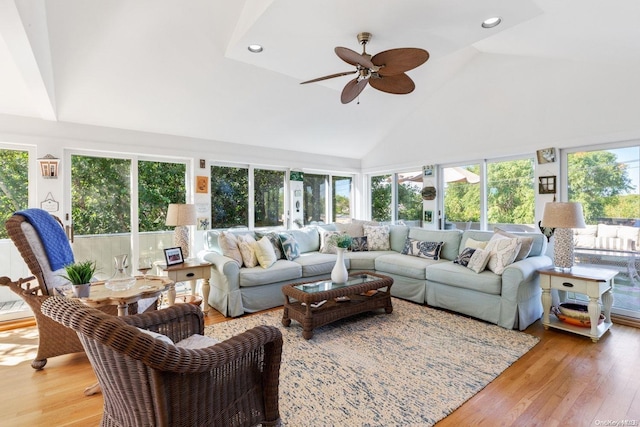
[2,0,640,169]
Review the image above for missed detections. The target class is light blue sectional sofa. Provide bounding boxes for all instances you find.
[198,225,552,330]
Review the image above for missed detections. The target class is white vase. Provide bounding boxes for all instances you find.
[331,247,348,284]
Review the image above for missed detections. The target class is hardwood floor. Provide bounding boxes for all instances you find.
[1,307,638,427]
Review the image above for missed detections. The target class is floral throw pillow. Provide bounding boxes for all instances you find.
[363,225,390,251]
[453,247,476,267]
[218,232,243,267]
[485,237,522,275]
[350,236,369,252]
[401,238,444,260]
[278,232,300,261]
[467,249,491,273]
[237,234,258,268]
[320,231,341,254]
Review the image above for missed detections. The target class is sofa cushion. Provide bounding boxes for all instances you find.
[255,236,278,268]
[218,232,243,267]
[350,236,368,252]
[401,238,444,260]
[335,219,379,237]
[427,262,502,295]
[492,228,534,261]
[467,248,491,273]
[460,237,488,251]
[461,230,547,258]
[408,229,462,261]
[239,260,301,287]
[389,225,410,252]
[255,231,284,259]
[346,250,394,270]
[364,225,391,250]
[453,247,476,267]
[278,232,300,261]
[237,234,258,268]
[320,230,341,254]
[294,252,350,277]
[485,238,521,275]
[375,253,440,280]
[289,227,320,253]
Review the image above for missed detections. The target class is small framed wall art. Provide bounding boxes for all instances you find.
[536,148,556,164]
[424,210,434,223]
[196,176,208,194]
[538,175,556,194]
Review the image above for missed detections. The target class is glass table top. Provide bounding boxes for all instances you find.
[294,274,379,294]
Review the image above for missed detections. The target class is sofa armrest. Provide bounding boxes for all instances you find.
[501,255,553,301]
[199,250,243,316]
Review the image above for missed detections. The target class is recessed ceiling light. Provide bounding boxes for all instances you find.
[248,44,263,53]
[481,16,502,28]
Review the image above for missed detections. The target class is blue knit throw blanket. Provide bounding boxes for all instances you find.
[17,208,74,271]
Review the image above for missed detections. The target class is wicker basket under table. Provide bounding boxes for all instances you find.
[282,272,393,339]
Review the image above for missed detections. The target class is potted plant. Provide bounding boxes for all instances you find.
[62,260,97,298]
[331,234,353,250]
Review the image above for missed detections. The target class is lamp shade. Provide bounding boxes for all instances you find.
[165,204,196,226]
[540,202,586,229]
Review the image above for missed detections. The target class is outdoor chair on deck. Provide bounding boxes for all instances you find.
[3,209,155,369]
[42,296,283,427]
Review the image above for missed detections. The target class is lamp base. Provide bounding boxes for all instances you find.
[174,226,190,260]
[553,228,575,271]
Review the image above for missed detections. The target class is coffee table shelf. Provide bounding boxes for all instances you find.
[282,272,393,339]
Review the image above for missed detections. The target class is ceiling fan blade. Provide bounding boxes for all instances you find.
[371,48,429,76]
[341,78,369,104]
[369,73,415,94]
[335,47,374,69]
[300,70,357,84]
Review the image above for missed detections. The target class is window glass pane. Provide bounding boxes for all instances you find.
[138,160,186,232]
[303,174,326,225]
[254,169,285,227]
[333,176,352,223]
[211,165,249,228]
[71,155,131,234]
[487,158,534,231]
[568,145,640,318]
[0,148,28,239]
[397,171,423,226]
[443,165,480,230]
[371,174,392,222]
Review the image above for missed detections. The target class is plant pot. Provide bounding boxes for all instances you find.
[73,283,91,298]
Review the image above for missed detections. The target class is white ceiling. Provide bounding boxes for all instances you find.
[2,0,640,166]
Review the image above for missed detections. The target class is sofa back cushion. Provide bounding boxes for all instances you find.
[407,228,462,261]
[461,230,547,258]
[288,227,321,253]
[204,229,254,255]
[389,225,410,252]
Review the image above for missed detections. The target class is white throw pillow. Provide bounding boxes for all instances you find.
[175,334,220,349]
[485,238,522,275]
[137,328,174,345]
[237,234,258,268]
[467,249,491,273]
[463,237,488,251]
[218,232,243,267]
[363,225,391,251]
[255,236,277,268]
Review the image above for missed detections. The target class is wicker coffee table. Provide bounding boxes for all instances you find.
[281,272,393,339]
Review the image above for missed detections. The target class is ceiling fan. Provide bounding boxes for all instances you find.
[300,32,429,104]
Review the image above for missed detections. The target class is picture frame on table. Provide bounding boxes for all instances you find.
[164,247,184,266]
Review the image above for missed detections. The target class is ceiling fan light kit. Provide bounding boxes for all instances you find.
[301,32,429,104]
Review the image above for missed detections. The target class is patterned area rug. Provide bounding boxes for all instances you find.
[205,298,539,427]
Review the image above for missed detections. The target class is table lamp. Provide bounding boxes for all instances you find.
[540,202,586,271]
[165,203,196,260]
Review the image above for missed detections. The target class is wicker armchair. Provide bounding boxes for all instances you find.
[5,210,126,369]
[42,296,283,427]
